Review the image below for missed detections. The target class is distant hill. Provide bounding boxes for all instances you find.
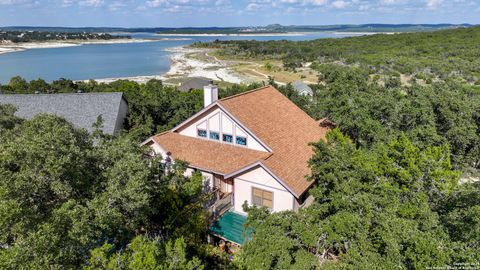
[0,24,474,34]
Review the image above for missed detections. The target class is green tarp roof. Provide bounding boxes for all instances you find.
[209,211,251,245]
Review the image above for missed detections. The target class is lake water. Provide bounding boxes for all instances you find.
[0,32,354,83]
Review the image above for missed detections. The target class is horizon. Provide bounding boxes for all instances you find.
[1,23,477,29]
[0,0,479,27]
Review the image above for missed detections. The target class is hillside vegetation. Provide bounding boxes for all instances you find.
[0,31,129,43]
[194,26,480,83]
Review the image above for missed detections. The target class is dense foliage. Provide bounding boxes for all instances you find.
[307,65,480,173]
[0,31,129,43]
[194,26,480,83]
[0,110,222,269]
[239,130,479,269]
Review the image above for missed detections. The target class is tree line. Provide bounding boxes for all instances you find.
[0,31,130,43]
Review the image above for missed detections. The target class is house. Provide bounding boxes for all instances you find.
[178,77,212,92]
[292,80,313,96]
[0,92,128,135]
[143,84,330,217]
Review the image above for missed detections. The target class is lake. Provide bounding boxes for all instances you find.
[0,32,356,83]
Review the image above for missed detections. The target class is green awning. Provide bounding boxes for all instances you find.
[209,211,251,245]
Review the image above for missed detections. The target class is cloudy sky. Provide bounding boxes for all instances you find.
[0,0,478,27]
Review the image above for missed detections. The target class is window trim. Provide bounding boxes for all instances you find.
[197,129,207,138]
[222,134,233,143]
[236,135,247,146]
[209,131,220,140]
[251,187,273,210]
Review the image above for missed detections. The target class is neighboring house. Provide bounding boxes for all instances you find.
[0,92,128,135]
[292,80,314,96]
[178,77,211,92]
[143,84,330,217]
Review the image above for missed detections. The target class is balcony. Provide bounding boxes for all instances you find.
[208,210,251,246]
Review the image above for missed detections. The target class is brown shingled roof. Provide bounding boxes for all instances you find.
[153,132,271,175]
[218,86,329,196]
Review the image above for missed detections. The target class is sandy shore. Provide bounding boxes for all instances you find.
[91,46,251,84]
[0,38,161,55]
[164,46,248,84]
[91,75,167,84]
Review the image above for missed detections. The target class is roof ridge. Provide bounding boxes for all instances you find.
[218,85,273,102]
[154,130,171,137]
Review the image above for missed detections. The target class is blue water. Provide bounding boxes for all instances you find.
[0,32,353,83]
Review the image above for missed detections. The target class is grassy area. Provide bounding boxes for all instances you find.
[207,50,319,84]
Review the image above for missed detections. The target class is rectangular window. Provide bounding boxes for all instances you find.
[252,187,273,209]
[236,136,247,146]
[223,134,233,143]
[210,131,220,140]
[197,129,207,138]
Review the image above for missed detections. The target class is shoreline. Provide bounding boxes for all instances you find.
[91,46,250,84]
[155,32,306,37]
[0,38,163,55]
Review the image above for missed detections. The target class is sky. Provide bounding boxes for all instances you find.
[0,0,479,27]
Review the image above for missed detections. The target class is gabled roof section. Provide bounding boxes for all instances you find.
[218,86,329,196]
[153,132,271,175]
[0,92,127,135]
[172,101,272,152]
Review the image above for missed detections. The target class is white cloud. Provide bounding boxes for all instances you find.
[380,0,397,5]
[146,0,168,7]
[108,1,126,11]
[279,0,327,5]
[426,0,443,9]
[79,0,103,7]
[331,0,348,8]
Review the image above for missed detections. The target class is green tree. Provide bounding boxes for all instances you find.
[86,236,204,270]
[29,78,50,93]
[0,104,22,131]
[8,76,29,93]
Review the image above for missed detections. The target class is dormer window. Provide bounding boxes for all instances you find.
[236,136,247,146]
[197,129,207,138]
[223,134,233,143]
[210,131,220,140]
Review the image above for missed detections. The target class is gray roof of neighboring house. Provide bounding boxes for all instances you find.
[0,92,128,135]
[178,77,211,92]
[292,81,313,96]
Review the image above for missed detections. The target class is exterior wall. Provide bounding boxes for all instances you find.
[233,166,295,214]
[177,107,268,152]
[150,141,167,159]
[114,98,128,135]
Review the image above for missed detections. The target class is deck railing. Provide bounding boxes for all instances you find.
[207,191,233,222]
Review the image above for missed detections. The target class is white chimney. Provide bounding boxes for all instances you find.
[203,81,218,108]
